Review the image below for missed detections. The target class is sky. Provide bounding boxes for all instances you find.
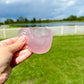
[0,0,84,22]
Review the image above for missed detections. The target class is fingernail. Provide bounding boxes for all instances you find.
[18,35,26,42]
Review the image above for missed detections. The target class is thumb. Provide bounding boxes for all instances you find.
[9,36,26,53]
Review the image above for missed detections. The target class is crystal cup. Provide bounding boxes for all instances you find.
[19,27,53,54]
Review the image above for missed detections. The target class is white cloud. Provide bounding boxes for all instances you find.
[52,0,76,6]
[0,0,84,20]
[0,0,46,4]
[78,10,83,15]
[51,0,77,15]
[61,0,68,1]
[0,0,32,4]
[41,0,46,3]
[53,15,66,20]
[67,0,76,6]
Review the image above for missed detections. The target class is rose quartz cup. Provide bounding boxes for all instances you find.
[19,27,53,54]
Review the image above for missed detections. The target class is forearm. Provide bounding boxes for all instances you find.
[0,46,12,74]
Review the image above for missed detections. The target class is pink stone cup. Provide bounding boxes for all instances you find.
[19,27,53,54]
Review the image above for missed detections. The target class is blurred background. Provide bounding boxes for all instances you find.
[0,0,84,84]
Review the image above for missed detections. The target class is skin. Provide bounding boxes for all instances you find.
[0,36,33,84]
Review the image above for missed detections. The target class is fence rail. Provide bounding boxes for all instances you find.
[0,26,84,39]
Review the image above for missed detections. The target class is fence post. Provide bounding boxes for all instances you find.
[75,25,77,34]
[61,26,63,35]
[3,28,6,39]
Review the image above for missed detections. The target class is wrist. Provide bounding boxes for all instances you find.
[0,66,12,84]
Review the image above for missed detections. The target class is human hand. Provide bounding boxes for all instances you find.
[0,36,33,84]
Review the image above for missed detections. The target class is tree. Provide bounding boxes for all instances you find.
[4,19,14,24]
[31,17,36,23]
[67,15,77,21]
[24,17,29,23]
[0,22,4,25]
[17,16,25,23]
[37,18,41,23]
[16,19,19,23]
[78,16,84,21]
[38,18,41,23]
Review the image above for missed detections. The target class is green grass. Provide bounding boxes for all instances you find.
[9,26,21,28]
[3,35,84,84]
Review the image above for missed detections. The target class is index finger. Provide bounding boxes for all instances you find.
[0,37,19,46]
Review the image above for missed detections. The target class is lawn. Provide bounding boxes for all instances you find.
[3,35,84,84]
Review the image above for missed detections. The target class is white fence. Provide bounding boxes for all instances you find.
[0,26,84,39]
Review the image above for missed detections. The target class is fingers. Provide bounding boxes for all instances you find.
[0,37,18,46]
[8,36,27,53]
[11,49,32,67]
[0,36,33,68]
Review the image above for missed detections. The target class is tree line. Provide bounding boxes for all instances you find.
[4,17,55,24]
[62,15,84,21]
[1,15,84,24]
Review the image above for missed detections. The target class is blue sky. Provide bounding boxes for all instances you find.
[0,0,84,22]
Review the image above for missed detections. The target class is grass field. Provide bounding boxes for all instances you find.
[2,35,84,84]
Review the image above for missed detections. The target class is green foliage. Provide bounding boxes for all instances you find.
[16,16,25,23]
[63,15,84,21]
[3,15,84,24]
[4,19,14,24]
[31,17,36,23]
[67,15,77,21]
[24,17,29,23]
[0,22,4,25]
[77,16,84,21]
[5,35,84,84]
